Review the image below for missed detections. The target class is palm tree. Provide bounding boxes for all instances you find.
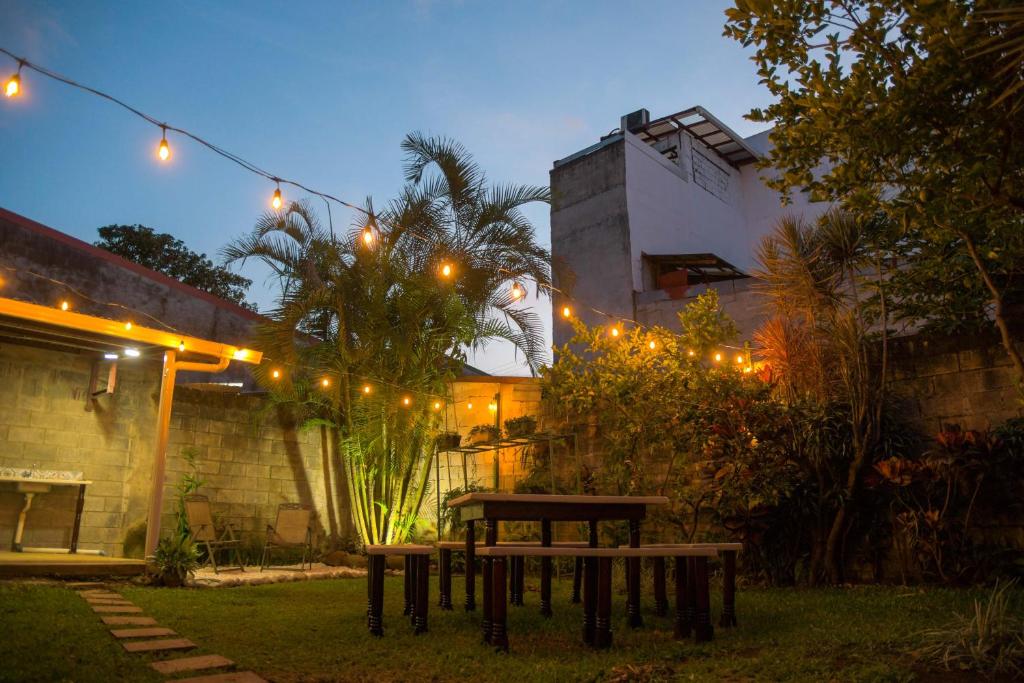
[223,133,552,545]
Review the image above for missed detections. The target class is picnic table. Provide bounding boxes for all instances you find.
[446,492,668,638]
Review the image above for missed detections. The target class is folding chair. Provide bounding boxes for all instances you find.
[260,503,314,571]
[183,494,244,573]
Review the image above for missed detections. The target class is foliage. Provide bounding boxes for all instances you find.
[438,484,490,540]
[503,415,537,438]
[915,580,1024,677]
[724,0,1024,385]
[223,134,550,545]
[152,535,200,587]
[468,423,500,443]
[95,224,254,309]
[173,447,205,540]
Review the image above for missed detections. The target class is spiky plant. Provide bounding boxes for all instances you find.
[223,134,550,544]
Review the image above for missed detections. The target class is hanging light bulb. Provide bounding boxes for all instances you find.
[362,384,372,395]
[688,349,696,357]
[736,354,745,364]
[714,352,722,363]
[271,182,283,210]
[433,401,442,411]
[440,262,453,279]
[321,378,330,388]
[610,326,620,338]
[178,341,186,352]
[60,300,69,311]
[510,282,524,301]
[157,126,170,162]
[648,340,657,350]
[271,369,281,380]
[561,305,572,319]
[124,322,133,331]
[4,67,20,98]
[402,396,411,407]
[467,402,473,410]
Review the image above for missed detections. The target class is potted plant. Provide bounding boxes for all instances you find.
[504,415,538,439]
[469,424,500,444]
[436,432,462,450]
[153,535,200,587]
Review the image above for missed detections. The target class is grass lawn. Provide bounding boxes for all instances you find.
[0,575,1000,682]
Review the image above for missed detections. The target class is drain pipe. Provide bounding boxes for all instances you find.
[144,350,232,560]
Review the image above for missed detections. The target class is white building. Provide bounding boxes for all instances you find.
[549,106,829,346]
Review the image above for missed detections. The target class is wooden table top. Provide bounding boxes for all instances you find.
[446,493,669,508]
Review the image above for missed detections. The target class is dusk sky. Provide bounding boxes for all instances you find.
[0,0,772,375]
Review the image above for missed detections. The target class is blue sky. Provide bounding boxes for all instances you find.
[0,0,771,375]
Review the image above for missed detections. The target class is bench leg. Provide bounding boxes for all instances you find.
[694,557,713,642]
[540,520,552,617]
[627,520,643,628]
[482,520,496,643]
[492,555,509,652]
[720,550,737,627]
[369,555,385,637]
[674,556,690,640]
[439,548,453,610]
[582,556,597,645]
[403,555,414,617]
[515,555,526,606]
[415,554,429,634]
[686,557,697,636]
[571,557,583,604]
[509,556,521,606]
[595,557,613,649]
[653,557,668,617]
[465,521,476,611]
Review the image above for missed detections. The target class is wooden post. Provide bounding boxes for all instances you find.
[69,484,87,553]
[144,350,177,560]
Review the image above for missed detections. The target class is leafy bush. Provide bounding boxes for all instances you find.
[504,415,537,438]
[173,447,205,540]
[915,581,1024,677]
[153,535,200,587]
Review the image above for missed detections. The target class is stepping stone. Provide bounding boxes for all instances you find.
[111,627,176,638]
[102,616,158,626]
[93,605,143,613]
[150,655,235,675]
[176,672,266,683]
[82,593,124,599]
[80,588,119,595]
[68,581,106,589]
[122,638,196,653]
[86,600,133,606]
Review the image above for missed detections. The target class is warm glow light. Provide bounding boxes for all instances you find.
[124,348,141,358]
[233,349,248,360]
[402,396,411,407]
[104,353,118,360]
[688,349,696,357]
[433,401,442,410]
[272,186,283,210]
[610,326,620,338]
[743,366,753,374]
[648,340,657,350]
[362,227,374,247]
[271,369,281,380]
[178,341,186,352]
[714,352,722,362]
[4,73,20,98]
[488,401,497,413]
[736,354,745,364]
[60,300,69,311]
[157,128,170,162]
[510,282,524,301]
[362,384,371,394]
[321,378,330,388]
[561,306,571,318]
[124,322,133,331]
[467,402,473,410]
[440,262,453,278]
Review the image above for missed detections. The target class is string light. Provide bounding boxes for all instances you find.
[178,340,186,352]
[714,352,722,362]
[610,326,620,338]
[440,262,453,279]
[157,126,170,162]
[433,401,442,411]
[60,300,69,311]
[362,384,372,395]
[510,282,524,301]
[124,322,133,331]
[648,340,657,350]
[4,64,20,98]
[321,378,330,388]
[271,369,281,380]
[561,306,571,319]
[124,348,141,358]
[402,396,411,407]
[467,402,473,410]
[271,182,283,210]
[735,354,745,364]
[688,349,696,357]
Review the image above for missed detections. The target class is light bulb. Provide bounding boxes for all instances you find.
[510,282,524,300]
[610,326,620,338]
[321,378,330,388]
[362,227,374,247]
[648,340,657,350]
[124,348,141,358]
[271,369,281,380]
[272,186,283,210]
[467,402,473,410]
[362,384,371,394]
[561,306,571,318]
[433,401,441,410]
[4,73,19,98]
[124,322,133,331]
[104,353,118,360]
[233,349,248,360]
[60,300,69,311]
[488,402,497,413]
[402,396,411,407]
[736,354,744,364]
[714,352,722,362]
[688,349,696,357]
[157,128,170,162]
[440,263,452,278]
[178,341,186,352]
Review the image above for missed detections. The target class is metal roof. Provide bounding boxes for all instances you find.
[634,106,760,169]
[643,253,749,283]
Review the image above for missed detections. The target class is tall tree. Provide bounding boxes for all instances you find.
[224,134,551,545]
[96,225,255,309]
[725,0,1024,384]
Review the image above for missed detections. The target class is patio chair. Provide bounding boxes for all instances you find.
[260,503,314,571]
[183,494,244,574]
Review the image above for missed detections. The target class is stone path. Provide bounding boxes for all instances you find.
[70,582,267,682]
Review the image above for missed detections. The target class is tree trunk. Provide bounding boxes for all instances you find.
[961,229,1024,386]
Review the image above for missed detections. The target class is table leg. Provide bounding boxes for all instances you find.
[720,550,738,627]
[694,556,714,642]
[492,555,509,652]
[595,556,613,649]
[439,548,453,610]
[674,556,689,640]
[627,520,643,628]
[70,484,86,553]
[571,557,583,604]
[653,556,668,616]
[540,519,552,617]
[465,521,476,611]
[369,555,384,636]
[686,557,697,636]
[512,555,524,606]
[582,555,597,645]
[12,492,36,552]
[403,555,414,617]
[415,554,429,634]
[482,520,496,643]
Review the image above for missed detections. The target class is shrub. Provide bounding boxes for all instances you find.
[153,535,200,587]
[915,580,1024,677]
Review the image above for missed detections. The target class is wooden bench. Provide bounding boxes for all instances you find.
[623,543,743,627]
[435,540,588,615]
[475,546,717,652]
[365,545,433,636]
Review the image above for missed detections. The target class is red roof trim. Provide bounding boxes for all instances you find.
[0,207,262,322]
